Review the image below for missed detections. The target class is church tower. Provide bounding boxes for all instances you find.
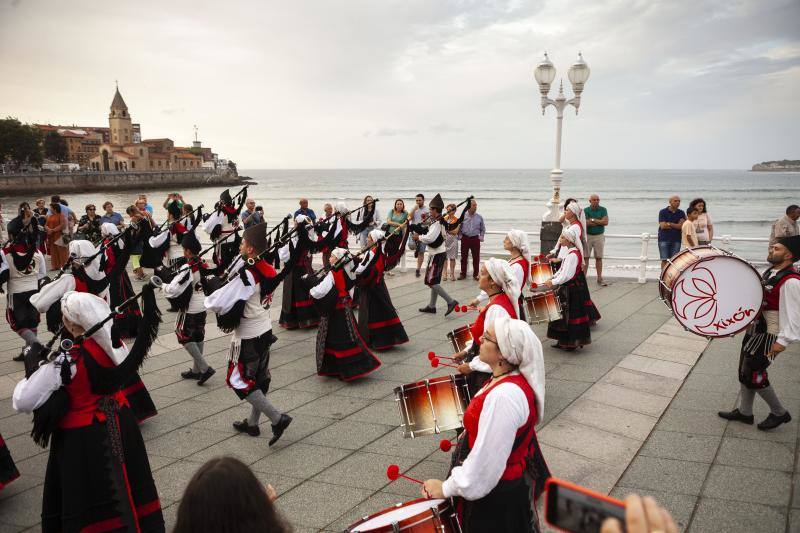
[109,84,133,145]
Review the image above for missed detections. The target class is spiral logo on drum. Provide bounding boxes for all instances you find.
[672,265,718,328]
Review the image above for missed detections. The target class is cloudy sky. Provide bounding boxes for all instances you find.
[1,0,798,169]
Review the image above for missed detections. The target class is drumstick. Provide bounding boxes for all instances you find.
[456,305,476,313]
[430,357,459,369]
[386,464,424,485]
[427,352,457,362]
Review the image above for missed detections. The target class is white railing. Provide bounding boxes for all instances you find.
[228,219,771,284]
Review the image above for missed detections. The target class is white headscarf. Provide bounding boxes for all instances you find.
[494,316,545,417]
[294,214,310,225]
[335,201,349,215]
[484,257,521,318]
[368,228,384,244]
[566,201,587,247]
[561,227,579,245]
[100,222,119,237]
[60,291,129,365]
[331,247,349,261]
[506,229,531,265]
[68,239,104,280]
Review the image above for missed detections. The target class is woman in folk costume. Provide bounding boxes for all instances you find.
[204,189,244,275]
[308,247,382,380]
[412,194,461,316]
[146,201,189,284]
[12,290,164,532]
[423,317,550,533]
[162,230,216,385]
[31,239,109,334]
[455,258,521,395]
[354,229,409,350]
[1,217,47,362]
[469,229,531,322]
[543,227,592,350]
[278,215,321,330]
[0,431,19,490]
[99,223,141,339]
[316,201,350,256]
[204,222,296,446]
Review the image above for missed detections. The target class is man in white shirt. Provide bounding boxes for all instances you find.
[719,235,800,431]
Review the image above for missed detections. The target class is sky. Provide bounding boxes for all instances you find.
[1,0,798,169]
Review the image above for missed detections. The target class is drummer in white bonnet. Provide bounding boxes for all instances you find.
[719,235,800,431]
[423,317,550,532]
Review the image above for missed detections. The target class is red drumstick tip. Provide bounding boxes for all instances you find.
[431,358,440,368]
[428,351,435,358]
[386,464,400,481]
[460,305,468,312]
[531,282,537,289]
[439,439,452,452]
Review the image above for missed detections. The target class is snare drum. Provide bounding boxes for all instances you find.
[524,290,563,324]
[394,375,471,438]
[347,498,460,532]
[530,256,554,286]
[659,245,763,338]
[447,325,473,353]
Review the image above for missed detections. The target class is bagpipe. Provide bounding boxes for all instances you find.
[303,233,388,285]
[312,198,380,243]
[153,204,204,234]
[204,185,248,222]
[407,195,474,235]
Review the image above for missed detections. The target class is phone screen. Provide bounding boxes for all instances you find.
[546,482,626,533]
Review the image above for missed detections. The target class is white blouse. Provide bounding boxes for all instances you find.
[442,378,530,501]
[776,276,800,347]
[13,352,77,413]
[549,249,579,287]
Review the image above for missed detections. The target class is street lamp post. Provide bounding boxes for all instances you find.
[534,52,590,254]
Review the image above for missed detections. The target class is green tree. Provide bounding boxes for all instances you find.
[0,117,43,168]
[43,130,68,162]
[227,160,237,174]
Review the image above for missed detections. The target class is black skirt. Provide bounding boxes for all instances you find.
[176,311,207,345]
[41,405,164,532]
[424,252,447,287]
[227,331,275,400]
[546,275,591,348]
[279,266,320,330]
[6,290,40,332]
[357,279,408,350]
[316,300,381,381]
[0,431,19,490]
[123,375,158,424]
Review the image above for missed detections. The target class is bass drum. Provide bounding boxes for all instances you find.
[659,245,763,338]
[347,498,460,532]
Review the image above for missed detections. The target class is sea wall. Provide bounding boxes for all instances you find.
[0,169,243,195]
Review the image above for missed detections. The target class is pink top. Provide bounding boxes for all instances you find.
[693,212,712,242]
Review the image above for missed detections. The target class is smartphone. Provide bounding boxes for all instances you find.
[544,478,626,533]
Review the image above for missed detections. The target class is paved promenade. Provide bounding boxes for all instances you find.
[0,270,797,532]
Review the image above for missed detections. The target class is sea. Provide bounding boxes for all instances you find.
[3,169,797,275]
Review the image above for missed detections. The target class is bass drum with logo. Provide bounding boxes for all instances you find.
[659,245,763,338]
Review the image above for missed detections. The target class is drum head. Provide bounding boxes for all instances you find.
[670,255,763,337]
[349,498,446,531]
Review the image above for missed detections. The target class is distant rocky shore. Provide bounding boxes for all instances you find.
[752,159,800,172]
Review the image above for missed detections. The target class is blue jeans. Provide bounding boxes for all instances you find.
[658,240,681,260]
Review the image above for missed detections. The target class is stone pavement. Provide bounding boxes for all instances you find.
[0,269,796,532]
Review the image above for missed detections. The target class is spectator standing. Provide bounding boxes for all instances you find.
[658,196,686,270]
[321,203,334,268]
[458,199,485,280]
[584,194,609,286]
[769,205,800,247]
[173,457,290,533]
[385,199,408,236]
[688,198,713,245]
[32,198,48,253]
[137,194,154,214]
[77,204,102,243]
[354,195,380,247]
[241,199,263,229]
[100,201,124,230]
[163,192,184,210]
[126,205,147,280]
[443,203,460,281]
[294,197,316,222]
[45,203,68,269]
[682,207,699,249]
[409,193,430,277]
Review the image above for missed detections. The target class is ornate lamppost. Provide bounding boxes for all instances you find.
[534,52,591,253]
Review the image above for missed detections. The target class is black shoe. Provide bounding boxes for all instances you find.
[12,350,25,362]
[757,412,791,431]
[197,367,216,385]
[419,306,436,314]
[269,414,293,446]
[415,269,421,277]
[457,274,467,280]
[181,369,202,380]
[717,408,754,425]
[233,419,261,437]
[445,300,459,317]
